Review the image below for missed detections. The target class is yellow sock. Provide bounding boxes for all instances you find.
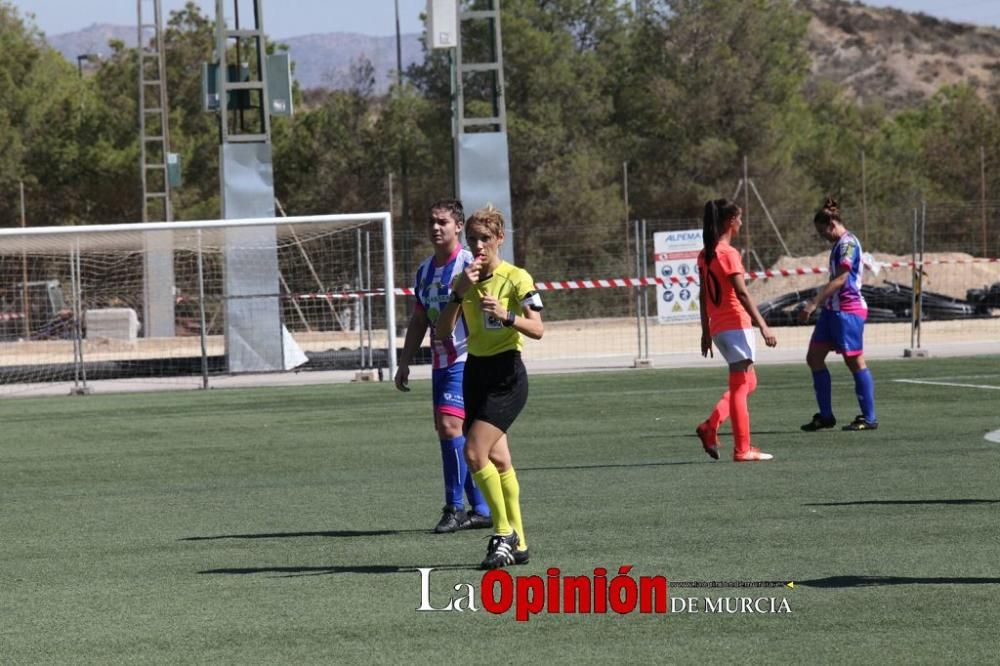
[499,468,527,550]
[472,463,511,535]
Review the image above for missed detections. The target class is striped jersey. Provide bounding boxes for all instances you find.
[825,232,867,315]
[413,246,473,368]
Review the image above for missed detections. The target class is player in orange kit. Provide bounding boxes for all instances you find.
[695,199,777,462]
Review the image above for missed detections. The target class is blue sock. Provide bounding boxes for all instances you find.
[853,368,876,423]
[812,368,834,419]
[439,437,465,508]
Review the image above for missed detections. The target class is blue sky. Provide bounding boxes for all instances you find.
[867,0,999,27]
[10,1,429,38]
[8,1,1000,39]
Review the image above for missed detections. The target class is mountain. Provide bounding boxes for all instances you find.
[278,32,423,92]
[45,23,425,93]
[804,0,1000,107]
[44,2,1000,105]
[46,23,134,63]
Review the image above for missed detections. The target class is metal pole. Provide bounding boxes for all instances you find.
[634,219,642,361]
[395,0,411,279]
[382,213,397,380]
[71,248,80,390]
[356,229,364,367]
[910,208,917,351]
[388,172,394,219]
[981,145,988,256]
[861,150,869,247]
[748,180,791,257]
[19,181,30,338]
[641,219,650,361]
[365,230,374,369]
[72,241,89,392]
[233,0,244,133]
[394,0,404,88]
[196,230,209,389]
[271,199,312,332]
[623,161,630,283]
[743,155,751,262]
[449,50,459,198]
[918,201,926,349]
[278,272,311,332]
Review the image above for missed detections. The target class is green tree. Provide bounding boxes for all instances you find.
[618,0,815,237]
[411,0,630,294]
[161,2,221,220]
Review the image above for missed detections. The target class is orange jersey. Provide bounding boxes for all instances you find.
[697,241,751,336]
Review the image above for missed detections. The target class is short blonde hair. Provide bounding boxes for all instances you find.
[466,204,505,239]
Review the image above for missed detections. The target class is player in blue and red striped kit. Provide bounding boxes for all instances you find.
[395,199,491,532]
[799,197,878,432]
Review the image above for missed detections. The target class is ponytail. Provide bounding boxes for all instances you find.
[702,198,740,264]
[702,198,739,307]
[702,200,721,264]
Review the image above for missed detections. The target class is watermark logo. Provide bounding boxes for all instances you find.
[417,567,793,621]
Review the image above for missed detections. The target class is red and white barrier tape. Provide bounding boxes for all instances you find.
[875,257,999,268]
[170,256,1000,302]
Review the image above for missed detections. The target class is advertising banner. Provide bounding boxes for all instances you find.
[654,229,703,324]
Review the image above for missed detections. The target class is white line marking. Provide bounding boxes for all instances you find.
[986,430,1000,443]
[894,379,1000,391]
[920,375,1000,382]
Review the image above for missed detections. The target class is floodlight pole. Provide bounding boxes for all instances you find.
[452,0,515,263]
[138,0,177,340]
[137,0,173,223]
[212,0,286,375]
[395,0,412,277]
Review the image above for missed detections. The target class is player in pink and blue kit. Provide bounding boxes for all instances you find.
[799,198,878,432]
[395,199,491,532]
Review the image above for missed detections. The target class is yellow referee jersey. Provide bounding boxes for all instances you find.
[460,261,540,357]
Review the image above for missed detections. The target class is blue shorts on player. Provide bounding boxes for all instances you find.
[810,308,866,357]
[432,362,466,419]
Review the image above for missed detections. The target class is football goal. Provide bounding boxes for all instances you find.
[0,213,396,397]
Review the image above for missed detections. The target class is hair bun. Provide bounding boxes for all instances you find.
[823,197,840,213]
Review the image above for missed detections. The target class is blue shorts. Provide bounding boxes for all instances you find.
[810,309,866,357]
[432,362,466,419]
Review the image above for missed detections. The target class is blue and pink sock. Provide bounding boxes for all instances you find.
[812,368,833,419]
[853,368,876,423]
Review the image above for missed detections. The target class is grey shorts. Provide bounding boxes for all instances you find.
[713,328,756,364]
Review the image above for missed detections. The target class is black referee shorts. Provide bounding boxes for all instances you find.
[463,350,528,434]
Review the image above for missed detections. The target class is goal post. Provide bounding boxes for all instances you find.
[0,212,396,396]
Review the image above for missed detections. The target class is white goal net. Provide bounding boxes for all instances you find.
[0,213,396,397]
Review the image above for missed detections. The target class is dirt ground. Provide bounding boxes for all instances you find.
[747,251,1000,302]
[1,250,997,368]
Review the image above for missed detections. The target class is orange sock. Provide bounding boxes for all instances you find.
[729,370,753,455]
[706,391,729,431]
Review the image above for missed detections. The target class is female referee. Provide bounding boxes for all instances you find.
[436,205,543,570]
[696,198,777,462]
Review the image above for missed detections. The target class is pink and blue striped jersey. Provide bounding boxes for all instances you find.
[825,232,868,315]
[413,247,472,369]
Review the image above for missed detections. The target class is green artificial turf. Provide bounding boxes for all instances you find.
[2,356,998,663]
